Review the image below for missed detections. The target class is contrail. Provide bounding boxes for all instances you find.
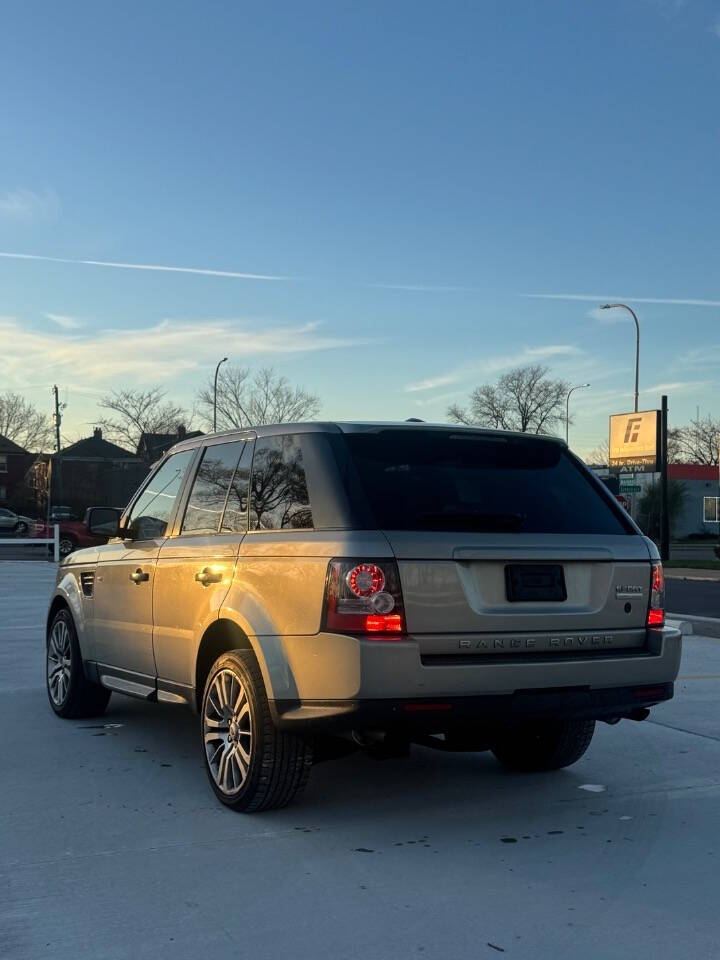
[523,293,720,307]
[0,251,293,281]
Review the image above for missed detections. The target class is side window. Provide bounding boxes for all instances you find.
[126,450,194,541]
[250,435,313,530]
[221,441,253,533]
[181,441,245,535]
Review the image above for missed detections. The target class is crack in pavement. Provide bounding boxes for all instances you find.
[648,718,720,743]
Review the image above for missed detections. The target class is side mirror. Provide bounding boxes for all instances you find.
[87,506,122,538]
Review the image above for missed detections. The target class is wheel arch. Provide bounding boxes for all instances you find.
[46,594,69,637]
[194,618,265,712]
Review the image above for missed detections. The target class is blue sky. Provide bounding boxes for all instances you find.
[1,0,719,455]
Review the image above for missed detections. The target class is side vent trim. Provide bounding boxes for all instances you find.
[80,572,95,598]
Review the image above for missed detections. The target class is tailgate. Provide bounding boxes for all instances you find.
[389,532,653,654]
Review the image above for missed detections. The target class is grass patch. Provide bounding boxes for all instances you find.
[666,558,720,571]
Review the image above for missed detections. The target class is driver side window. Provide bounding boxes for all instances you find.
[125,450,194,541]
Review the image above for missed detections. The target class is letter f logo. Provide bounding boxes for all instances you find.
[624,417,642,443]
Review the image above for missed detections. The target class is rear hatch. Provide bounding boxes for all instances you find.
[337,427,653,658]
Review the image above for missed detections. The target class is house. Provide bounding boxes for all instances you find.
[32,428,149,518]
[135,424,203,463]
[0,434,35,510]
[668,464,720,536]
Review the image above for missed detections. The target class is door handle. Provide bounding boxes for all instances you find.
[195,567,223,586]
[129,568,150,584]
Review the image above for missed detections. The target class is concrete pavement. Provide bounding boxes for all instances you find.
[1,562,719,960]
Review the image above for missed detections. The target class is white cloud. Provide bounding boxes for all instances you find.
[678,345,720,368]
[404,344,582,393]
[0,316,378,387]
[405,372,463,393]
[0,251,292,282]
[524,292,720,308]
[45,313,84,330]
[0,189,59,220]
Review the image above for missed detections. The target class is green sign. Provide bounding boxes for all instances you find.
[620,483,641,493]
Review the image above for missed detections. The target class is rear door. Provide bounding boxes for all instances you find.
[340,428,653,656]
[153,438,253,692]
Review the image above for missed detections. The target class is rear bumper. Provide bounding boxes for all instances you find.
[262,624,682,703]
[271,682,675,731]
[262,625,681,730]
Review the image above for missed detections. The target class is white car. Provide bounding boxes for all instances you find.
[0,507,34,536]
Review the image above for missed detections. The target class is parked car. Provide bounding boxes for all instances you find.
[37,511,111,557]
[45,422,682,812]
[0,507,35,536]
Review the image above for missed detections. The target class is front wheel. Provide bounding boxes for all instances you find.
[491,719,595,772]
[47,608,111,718]
[201,650,313,812]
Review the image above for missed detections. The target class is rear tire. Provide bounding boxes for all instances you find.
[46,608,111,718]
[491,719,595,772]
[201,650,313,812]
[58,534,77,558]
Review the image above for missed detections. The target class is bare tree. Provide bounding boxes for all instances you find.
[0,391,53,450]
[97,387,189,450]
[583,439,609,466]
[447,365,570,435]
[196,366,320,431]
[668,414,720,465]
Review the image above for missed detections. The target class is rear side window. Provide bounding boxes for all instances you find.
[221,441,253,533]
[340,430,630,535]
[250,435,313,530]
[181,441,246,535]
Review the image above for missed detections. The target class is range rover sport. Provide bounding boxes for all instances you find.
[45,422,682,811]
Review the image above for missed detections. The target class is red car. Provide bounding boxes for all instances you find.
[35,511,111,558]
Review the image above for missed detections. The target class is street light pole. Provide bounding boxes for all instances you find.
[213,357,228,432]
[565,383,590,445]
[601,303,640,412]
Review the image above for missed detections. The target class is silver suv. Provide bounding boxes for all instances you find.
[45,423,681,812]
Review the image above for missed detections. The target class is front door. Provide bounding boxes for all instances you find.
[153,439,252,693]
[93,449,195,687]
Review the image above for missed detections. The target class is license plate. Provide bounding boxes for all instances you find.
[505,564,567,602]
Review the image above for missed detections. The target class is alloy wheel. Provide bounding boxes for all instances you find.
[203,668,253,796]
[47,619,72,706]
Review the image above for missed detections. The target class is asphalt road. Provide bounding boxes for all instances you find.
[1,563,719,960]
[666,578,720,619]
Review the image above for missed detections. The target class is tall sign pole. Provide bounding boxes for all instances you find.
[660,396,669,561]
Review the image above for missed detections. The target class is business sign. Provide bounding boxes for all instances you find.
[609,410,660,473]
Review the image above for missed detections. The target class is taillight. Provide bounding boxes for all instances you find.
[324,559,406,637]
[647,562,665,628]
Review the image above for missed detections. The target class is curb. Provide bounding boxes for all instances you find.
[667,613,720,639]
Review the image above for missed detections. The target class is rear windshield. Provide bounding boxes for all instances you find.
[339,430,630,535]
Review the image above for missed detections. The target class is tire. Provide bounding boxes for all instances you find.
[16,521,28,536]
[58,535,77,558]
[201,650,313,812]
[491,719,595,772]
[46,608,112,718]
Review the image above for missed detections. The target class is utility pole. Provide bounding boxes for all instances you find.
[51,385,62,517]
[53,385,62,453]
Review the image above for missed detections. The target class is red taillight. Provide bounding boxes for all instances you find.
[647,562,665,628]
[365,613,404,633]
[325,559,406,637]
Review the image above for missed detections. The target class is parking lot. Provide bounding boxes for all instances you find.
[1,561,719,960]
